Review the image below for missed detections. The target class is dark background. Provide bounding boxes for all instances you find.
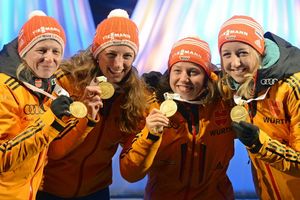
[89,0,138,26]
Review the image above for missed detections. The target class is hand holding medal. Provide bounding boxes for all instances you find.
[96,76,115,99]
[53,82,88,119]
[147,94,178,135]
[23,81,88,119]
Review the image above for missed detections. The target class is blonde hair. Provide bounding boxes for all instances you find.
[16,61,36,81]
[59,48,149,133]
[218,46,262,99]
[199,76,218,104]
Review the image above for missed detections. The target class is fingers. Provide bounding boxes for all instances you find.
[231,121,244,134]
[239,121,259,131]
[146,109,169,131]
[83,85,102,99]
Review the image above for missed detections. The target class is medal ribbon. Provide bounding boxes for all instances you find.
[22,81,70,100]
[163,92,205,105]
[233,87,270,105]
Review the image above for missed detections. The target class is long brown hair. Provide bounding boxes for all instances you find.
[59,48,149,133]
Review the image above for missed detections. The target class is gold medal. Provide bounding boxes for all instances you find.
[69,101,87,118]
[99,82,115,99]
[230,105,249,122]
[160,99,177,117]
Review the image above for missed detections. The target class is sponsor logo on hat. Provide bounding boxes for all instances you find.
[174,49,201,57]
[179,56,190,61]
[32,26,61,34]
[103,32,131,40]
[254,40,262,49]
[222,29,248,37]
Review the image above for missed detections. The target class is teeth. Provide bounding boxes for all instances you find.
[109,68,123,74]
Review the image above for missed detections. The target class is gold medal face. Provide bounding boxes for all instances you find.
[69,101,87,118]
[160,99,177,117]
[230,105,248,122]
[99,82,115,99]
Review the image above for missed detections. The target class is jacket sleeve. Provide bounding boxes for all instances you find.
[253,130,300,173]
[119,100,162,182]
[252,75,300,173]
[0,87,68,172]
[119,126,162,182]
[47,69,100,159]
[47,115,99,160]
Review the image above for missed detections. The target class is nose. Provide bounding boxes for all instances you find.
[179,71,190,82]
[231,55,241,68]
[112,55,124,70]
[43,51,55,63]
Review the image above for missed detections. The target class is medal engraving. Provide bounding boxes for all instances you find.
[99,82,115,99]
[69,101,87,118]
[230,105,248,122]
[160,99,177,117]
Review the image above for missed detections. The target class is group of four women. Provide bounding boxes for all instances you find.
[0,8,299,200]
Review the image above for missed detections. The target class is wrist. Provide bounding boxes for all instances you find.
[147,132,161,141]
[247,138,263,153]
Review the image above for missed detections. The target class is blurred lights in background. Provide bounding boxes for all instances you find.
[131,0,300,74]
[0,0,300,197]
[0,0,95,58]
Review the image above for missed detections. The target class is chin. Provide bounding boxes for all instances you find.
[38,74,52,79]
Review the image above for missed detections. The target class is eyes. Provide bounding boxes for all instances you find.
[105,52,133,60]
[36,48,61,56]
[221,50,249,58]
[172,68,202,76]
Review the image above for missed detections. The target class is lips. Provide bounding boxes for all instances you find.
[108,67,124,75]
[176,85,193,93]
[231,67,247,76]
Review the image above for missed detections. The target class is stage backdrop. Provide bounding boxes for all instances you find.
[1,0,299,198]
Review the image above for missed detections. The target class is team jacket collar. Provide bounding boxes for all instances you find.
[255,32,300,94]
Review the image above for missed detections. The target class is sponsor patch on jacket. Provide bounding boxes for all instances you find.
[214,109,228,126]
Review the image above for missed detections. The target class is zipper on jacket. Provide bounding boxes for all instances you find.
[198,143,206,183]
[179,143,187,182]
[183,111,197,200]
[29,150,46,200]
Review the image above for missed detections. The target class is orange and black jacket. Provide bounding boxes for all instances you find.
[39,70,146,198]
[239,32,300,200]
[0,39,96,200]
[120,98,235,200]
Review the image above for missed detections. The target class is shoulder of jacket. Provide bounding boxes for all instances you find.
[54,68,70,81]
[146,91,159,104]
[0,73,22,91]
[283,73,300,89]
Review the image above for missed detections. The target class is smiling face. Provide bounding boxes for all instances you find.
[96,45,135,83]
[169,61,207,101]
[221,42,259,84]
[22,40,63,79]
